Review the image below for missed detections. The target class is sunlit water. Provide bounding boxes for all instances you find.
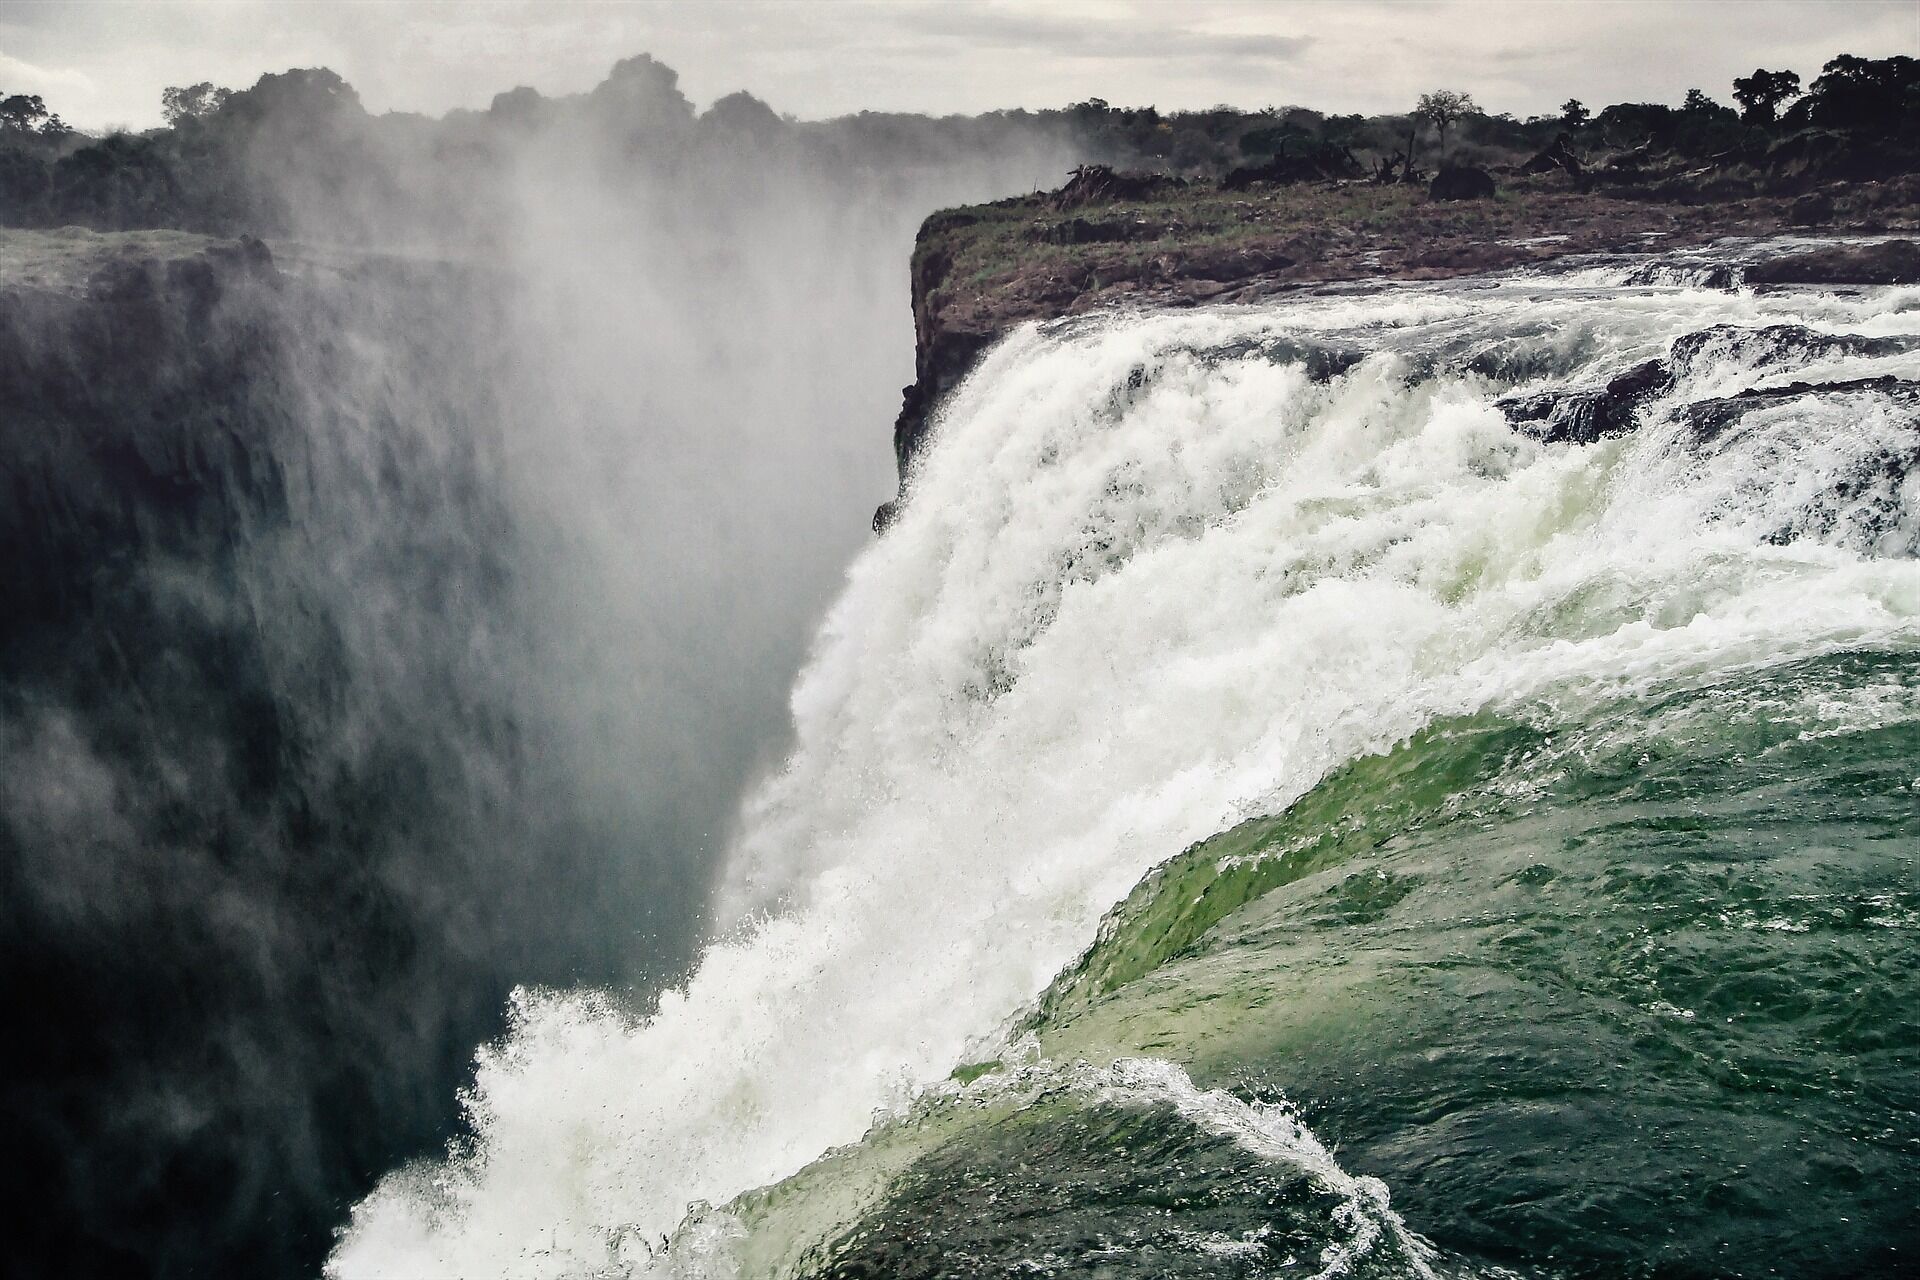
[331,244,1920,1279]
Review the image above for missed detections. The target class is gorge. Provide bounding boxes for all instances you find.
[4,42,1919,1280]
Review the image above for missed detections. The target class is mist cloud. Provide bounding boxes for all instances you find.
[0,54,1087,1278]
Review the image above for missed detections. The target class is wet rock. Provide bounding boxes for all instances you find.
[1774,443,1920,555]
[1500,359,1672,444]
[1668,323,1918,373]
[1430,166,1497,201]
[0,231,562,1280]
[1680,376,1920,555]
[1745,239,1920,286]
[891,326,992,486]
[1682,375,1920,442]
[1620,260,1739,288]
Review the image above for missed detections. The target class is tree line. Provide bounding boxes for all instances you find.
[0,52,1912,236]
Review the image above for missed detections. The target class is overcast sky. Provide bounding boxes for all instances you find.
[3,0,1914,132]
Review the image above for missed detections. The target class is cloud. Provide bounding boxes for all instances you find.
[8,0,1920,131]
[912,1,1314,63]
[0,50,96,95]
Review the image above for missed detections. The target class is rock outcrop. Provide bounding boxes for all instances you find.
[1499,359,1672,444]
[1745,238,1920,285]
[1430,166,1497,200]
[1047,164,1185,209]
[1521,135,1585,179]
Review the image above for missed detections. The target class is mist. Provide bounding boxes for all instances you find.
[0,53,1088,1278]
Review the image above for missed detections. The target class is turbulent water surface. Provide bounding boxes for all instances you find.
[331,243,1920,1279]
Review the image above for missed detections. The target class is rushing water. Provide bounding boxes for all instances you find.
[330,244,1920,1279]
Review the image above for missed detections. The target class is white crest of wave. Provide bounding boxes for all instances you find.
[329,273,1920,1278]
[1079,1057,1439,1280]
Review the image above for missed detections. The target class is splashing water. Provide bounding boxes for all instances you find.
[330,249,1920,1277]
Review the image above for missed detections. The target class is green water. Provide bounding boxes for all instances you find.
[803,654,1919,1278]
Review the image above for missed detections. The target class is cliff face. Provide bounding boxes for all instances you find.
[878,172,1920,530]
[1,234,284,635]
[0,230,545,1279]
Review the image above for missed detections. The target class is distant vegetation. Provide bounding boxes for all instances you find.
[0,53,1915,239]
[1062,54,1916,196]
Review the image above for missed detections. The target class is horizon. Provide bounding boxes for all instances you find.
[3,0,1914,133]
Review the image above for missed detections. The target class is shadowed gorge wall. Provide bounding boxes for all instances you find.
[0,53,1089,1280]
[0,237,614,1276]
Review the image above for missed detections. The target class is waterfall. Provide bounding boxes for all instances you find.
[331,251,1920,1279]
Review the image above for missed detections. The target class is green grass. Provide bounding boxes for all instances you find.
[0,225,217,291]
[948,1059,1004,1085]
[925,180,1563,303]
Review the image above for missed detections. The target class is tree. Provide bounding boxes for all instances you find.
[161,82,232,126]
[50,133,179,229]
[1415,89,1478,157]
[1731,68,1800,125]
[0,92,49,133]
[1789,55,1918,132]
[0,145,52,222]
[1673,89,1739,155]
[1594,101,1677,147]
[220,68,361,127]
[488,85,548,127]
[1561,98,1590,129]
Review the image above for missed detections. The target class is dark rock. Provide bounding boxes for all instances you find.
[1682,375,1920,441]
[1620,260,1740,288]
[1669,323,1917,372]
[891,327,991,485]
[1520,134,1584,178]
[1184,247,1296,283]
[1605,357,1672,402]
[1500,358,1672,444]
[1505,333,1920,450]
[1047,165,1184,211]
[1789,193,1835,226]
[85,255,159,301]
[1430,167,1497,201]
[1745,239,1920,286]
[1042,217,1104,246]
[872,499,898,534]
[1763,130,1920,189]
